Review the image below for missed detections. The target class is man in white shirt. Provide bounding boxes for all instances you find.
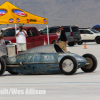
[16,25,28,53]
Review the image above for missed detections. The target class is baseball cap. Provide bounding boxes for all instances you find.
[59,26,62,28]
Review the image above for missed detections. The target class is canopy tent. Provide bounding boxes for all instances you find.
[92,25,100,31]
[0,1,48,24]
[0,1,49,43]
[92,25,100,28]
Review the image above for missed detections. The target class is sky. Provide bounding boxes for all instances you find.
[0,0,100,30]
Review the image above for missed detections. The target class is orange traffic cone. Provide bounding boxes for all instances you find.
[84,43,87,49]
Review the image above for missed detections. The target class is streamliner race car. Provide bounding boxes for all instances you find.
[0,44,97,76]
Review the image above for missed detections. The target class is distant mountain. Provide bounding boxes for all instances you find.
[0,0,100,29]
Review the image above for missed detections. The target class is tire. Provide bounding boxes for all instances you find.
[59,56,78,75]
[8,71,19,75]
[0,57,6,76]
[77,41,83,45]
[96,37,100,44]
[81,54,97,72]
[68,42,75,46]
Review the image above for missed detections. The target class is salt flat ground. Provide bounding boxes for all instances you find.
[0,42,100,100]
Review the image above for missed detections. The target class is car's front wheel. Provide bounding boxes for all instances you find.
[0,57,6,76]
[95,37,100,44]
[81,54,97,72]
[59,56,78,75]
[68,42,75,46]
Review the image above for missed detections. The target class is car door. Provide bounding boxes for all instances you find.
[31,28,42,47]
[80,30,94,40]
[84,30,94,40]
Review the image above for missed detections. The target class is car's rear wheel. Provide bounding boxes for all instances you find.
[68,42,75,46]
[59,56,78,75]
[96,37,100,44]
[81,54,97,72]
[77,41,83,45]
[0,57,6,76]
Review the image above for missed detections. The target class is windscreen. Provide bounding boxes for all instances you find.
[40,29,50,34]
[63,28,70,32]
[2,29,15,36]
[72,27,79,32]
[90,29,100,33]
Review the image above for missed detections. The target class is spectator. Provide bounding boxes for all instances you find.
[56,29,61,40]
[0,35,5,45]
[15,25,28,53]
[58,26,68,52]
[0,30,4,35]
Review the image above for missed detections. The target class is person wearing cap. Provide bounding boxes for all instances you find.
[58,26,68,52]
[15,25,28,53]
[0,30,4,35]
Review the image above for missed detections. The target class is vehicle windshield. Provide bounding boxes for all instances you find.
[40,29,50,34]
[40,28,59,34]
[90,29,100,33]
[2,29,15,36]
[72,27,79,32]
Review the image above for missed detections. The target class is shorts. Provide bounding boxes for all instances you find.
[59,41,66,51]
[17,43,27,51]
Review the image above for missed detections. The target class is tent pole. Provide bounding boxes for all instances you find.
[15,24,18,54]
[47,25,49,44]
[15,24,17,32]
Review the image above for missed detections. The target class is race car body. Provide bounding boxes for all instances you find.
[0,44,97,75]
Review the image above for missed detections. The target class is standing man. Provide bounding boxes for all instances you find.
[58,26,68,52]
[16,25,28,53]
